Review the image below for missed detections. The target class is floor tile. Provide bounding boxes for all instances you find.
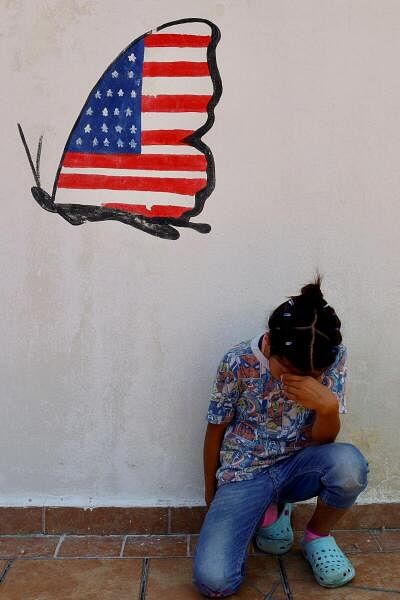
[0,535,60,558]
[189,534,199,557]
[281,551,400,593]
[289,580,400,598]
[0,508,42,534]
[349,553,400,590]
[373,530,400,552]
[45,507,169,535]
[292,503,400,530]
[0,558,143,600]
[290,530,381,553]
[0,560,9,579]
[170,507,208,534]
[145,556,286,599]
[58,535,124,557]
[124,535,188,557]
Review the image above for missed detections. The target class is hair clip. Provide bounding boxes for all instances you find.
[287,298,294,306]
[283,312,291,317]
[284,341,293,346]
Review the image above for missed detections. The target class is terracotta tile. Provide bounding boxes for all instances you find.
[0,559,10,580]
[335,504,400,530]
[0,535,59,558]
[282,551,400,591]
[189,534,199,557]
[0,558,143,599]
[372,530,400,552]
[170,506,207,534]
[145,556,286,599]
[45,506,168,534]
[145,557,207,599]
[58,535,124,557]
[289,580,399,599]
[349,552,400,589]
[0,507,42,534]
[242,555,287,599]
[291,503,316,530]
[124,535,188,557]
[292,503,400,531]
[289,530,381,553]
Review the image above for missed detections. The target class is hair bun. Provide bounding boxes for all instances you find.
[300,279,325,308]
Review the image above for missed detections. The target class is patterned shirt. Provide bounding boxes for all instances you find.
[206,333,347,487]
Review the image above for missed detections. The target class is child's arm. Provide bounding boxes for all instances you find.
[203,422,229,506]
[310,393,341,443]
[281,375,341,444]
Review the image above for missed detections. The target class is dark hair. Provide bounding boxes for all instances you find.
[267,272,342,373]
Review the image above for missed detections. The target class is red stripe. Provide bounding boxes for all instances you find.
[144,34,210,47]
[143,61,209,77]
[57,174,206,195]
[63,152,206,171]
[141,130,193,145]
[102,203,190,218]
[142,95,211,112]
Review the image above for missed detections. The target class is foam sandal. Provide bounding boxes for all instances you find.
[254,503,294,555]
[301,535,355,588]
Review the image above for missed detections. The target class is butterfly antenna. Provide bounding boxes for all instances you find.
[35,134,43,188]
[17,123,41,188]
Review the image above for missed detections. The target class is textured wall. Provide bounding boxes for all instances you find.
[1,0,399,506]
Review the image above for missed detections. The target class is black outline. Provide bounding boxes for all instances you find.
[18,17,222,240]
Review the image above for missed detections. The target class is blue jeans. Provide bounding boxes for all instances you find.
[192,442,369,598]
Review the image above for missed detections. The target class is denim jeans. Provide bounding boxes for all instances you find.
[192,442,369,598]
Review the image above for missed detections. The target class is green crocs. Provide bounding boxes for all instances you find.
[254,503,294,555]
[301,535,355,588]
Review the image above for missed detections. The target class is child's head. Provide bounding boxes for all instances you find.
[267,273,342,377]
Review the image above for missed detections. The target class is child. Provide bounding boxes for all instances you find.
[192,275,369,597]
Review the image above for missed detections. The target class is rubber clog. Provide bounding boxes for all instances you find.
[301,535,355,588]
[254,503,294,555]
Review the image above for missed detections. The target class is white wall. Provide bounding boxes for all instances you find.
[1,0,399,507]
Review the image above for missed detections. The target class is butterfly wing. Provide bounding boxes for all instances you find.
[53,18,221,225]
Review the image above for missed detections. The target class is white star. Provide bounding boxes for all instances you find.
[103,138,110,146]
[95,90,101,99]
[102,108,108,116]
[86,107,93,115]
[101,123,108,132]
[76,137,82,145]
[129,139,136,148]
[92,137,98,146]
[84,124,91,133]
[128,53,136,62]
[128,71,134,78]
[106,89,113,97]
[125,107,132,116]
[114,108,120,116]
[117,138,124,147]
[115,125,123,133]
[130,90,136,98]
[129,124,137,134]
[117,89,124,97]
[112,70,119,78]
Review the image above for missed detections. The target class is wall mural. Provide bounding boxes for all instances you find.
[18,18,222,240]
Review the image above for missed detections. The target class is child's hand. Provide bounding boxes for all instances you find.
[281,374,338,414]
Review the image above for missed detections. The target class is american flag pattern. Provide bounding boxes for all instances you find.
[53,18,222,229]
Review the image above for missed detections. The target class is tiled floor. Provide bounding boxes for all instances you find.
[0,529,399,598]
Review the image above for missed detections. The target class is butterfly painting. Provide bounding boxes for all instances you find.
[18,18,222,240]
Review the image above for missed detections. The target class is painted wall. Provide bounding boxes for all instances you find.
[1,0,399,507]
